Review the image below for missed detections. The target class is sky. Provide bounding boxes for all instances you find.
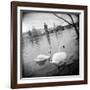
[22,12,78,33]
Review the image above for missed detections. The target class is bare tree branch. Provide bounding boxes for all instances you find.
[67,14,75,24]
[53,13,79,39]
[53,13,72,25]
[67,14,79,39]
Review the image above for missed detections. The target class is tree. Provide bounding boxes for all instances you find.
[53,13,79,39]
[67,14,79,39]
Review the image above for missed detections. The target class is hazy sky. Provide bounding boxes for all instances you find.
[22,12,78,33]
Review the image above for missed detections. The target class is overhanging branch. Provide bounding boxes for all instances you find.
[53,13,72,25]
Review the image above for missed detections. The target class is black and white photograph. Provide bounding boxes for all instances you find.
[11,1,87,88]
[21,11,80,78]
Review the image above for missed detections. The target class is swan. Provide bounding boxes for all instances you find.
[51,52,67,64]
[34,54,50,65]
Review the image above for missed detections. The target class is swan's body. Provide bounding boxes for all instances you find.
[34,54,50,62]
[51,52,67,64]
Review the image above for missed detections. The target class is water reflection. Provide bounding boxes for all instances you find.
[29,31,57,56]
[29,31,53,49]
[27,30,61,53]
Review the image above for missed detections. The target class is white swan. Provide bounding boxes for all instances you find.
[34,54,50,62]
[51,52,67,64]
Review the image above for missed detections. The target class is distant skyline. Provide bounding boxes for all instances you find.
[22,12,78,33]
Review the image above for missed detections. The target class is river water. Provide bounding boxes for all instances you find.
[22,28,79,77]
